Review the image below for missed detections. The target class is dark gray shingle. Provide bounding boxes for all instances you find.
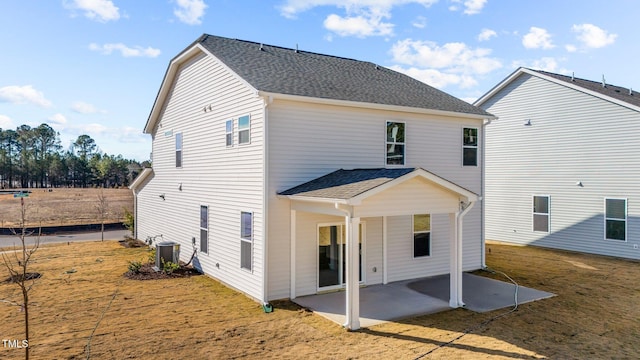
[197,34,491,117]
[278,168,416,199]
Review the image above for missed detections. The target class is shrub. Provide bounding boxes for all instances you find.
[161,259,180,275]
[123,208,134,236]
[147,248,156,264]
[127,260,143,274]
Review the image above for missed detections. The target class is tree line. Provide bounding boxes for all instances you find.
[0,123,149,189]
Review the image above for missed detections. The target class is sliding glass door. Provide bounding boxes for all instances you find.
[318,224,363,290]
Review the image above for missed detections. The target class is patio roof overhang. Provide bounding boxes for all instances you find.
[279,168,479,330]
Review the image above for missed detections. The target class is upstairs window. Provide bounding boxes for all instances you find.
[413,214,431,257]
[386,121,405,166]
[533,195,550,232]
[463,128,478,166]
[175,132,183,168]
[605,198,627,241]
[200,205,208,254]
[238,115,250,144]
[226,120,233,146]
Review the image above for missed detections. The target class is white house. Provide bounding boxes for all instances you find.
[130,34,495,330]
[475,67,640,260]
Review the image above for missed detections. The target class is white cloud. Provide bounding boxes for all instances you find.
[477,28,496,41]
[412,15,427,29]
[565,44,577,53]
[0,115,15,129]
[511,57,568,73]
[89,43,161,58]
[47,113,68,131]
[174,0,207,25]
[279,1,438,37]
[71,101,105,114]
[522,27,555,49]
[324,13,394,37]
[448,0,487,15]
[0,85,52,107]
[64,0,120,22]
[389,38,501,89]
[391,39,501,74]
[572,23,617,49]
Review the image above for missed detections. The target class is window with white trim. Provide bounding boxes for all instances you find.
[386,121,405,166]
[225,120,233,146]
[533,195,550,232]
[200,205,208,254]
[238,115,250,144]
[463,127,478,166]
[240,211,253,270]
[175,132,183,168]
[413,214,431,257]
[605,198,626,241]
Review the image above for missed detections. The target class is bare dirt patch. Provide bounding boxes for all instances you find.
[0,188,132,228]
[1,241,638,359]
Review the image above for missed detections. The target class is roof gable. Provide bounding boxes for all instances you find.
[475,67,640,113]
[279,168,478,204]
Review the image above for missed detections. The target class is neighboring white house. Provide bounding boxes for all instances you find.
[130,34,495,330]
[475,67,640,260]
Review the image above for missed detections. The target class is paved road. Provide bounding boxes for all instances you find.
[0,229,129,248]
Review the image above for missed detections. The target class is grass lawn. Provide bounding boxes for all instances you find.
[1,240,639,359]
[0,188,132,228]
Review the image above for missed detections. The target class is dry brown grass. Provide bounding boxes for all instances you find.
[0,188,133,228]
[1,241,638,359]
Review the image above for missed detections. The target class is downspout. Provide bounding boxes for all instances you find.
[480,117,493,269]
[261,96,272,310]
[455,199,476,307]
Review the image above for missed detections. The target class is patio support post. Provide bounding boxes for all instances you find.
[344,215,361,330]
[290,209,296,299]
[449,212,461,307]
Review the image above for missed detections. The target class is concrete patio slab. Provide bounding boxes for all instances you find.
[293,272,554,328]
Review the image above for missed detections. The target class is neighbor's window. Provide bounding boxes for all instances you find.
[386,121,405,166]
[533,195,550,232]
[238,115,250,144]
[413,214,431,257]
[240,211,253,270]
[175,132,183,168]
[226,120,233,146]
[200,205,208,254]
[605,198,627,241]
[463,128,478,166]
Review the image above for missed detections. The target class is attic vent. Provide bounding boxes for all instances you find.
[154,241,180,271]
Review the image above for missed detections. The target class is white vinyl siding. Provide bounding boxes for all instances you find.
[483,72,640,259]
[533,195,550,232]
[605,198,626,241]
[266,100,483,299]
[136,51,266,301]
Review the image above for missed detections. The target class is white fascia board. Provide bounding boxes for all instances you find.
[129,168,153,191]
[258,91,495,121]
[474,67,525,107]
[277,194,349,204]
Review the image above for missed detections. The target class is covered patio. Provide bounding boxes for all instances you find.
[279,168,480,330]
[293,272,555,328]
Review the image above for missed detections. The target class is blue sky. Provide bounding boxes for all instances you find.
[1,0,635,161]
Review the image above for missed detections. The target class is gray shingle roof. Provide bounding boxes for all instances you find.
[532,69,640,109]
[197,34,492,117]
[278,168,416,199]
